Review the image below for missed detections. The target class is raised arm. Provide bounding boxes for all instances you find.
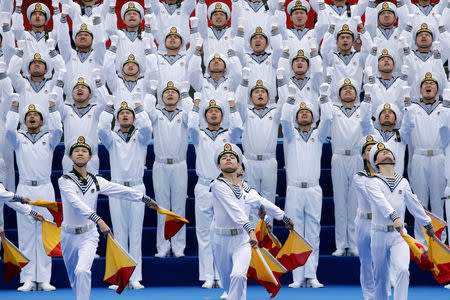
[188,97,201,146]
[98,107,114,150]
[5,99,21,150]
[48,101,63,150]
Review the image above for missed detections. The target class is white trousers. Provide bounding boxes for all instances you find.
[16,182,54,283]
[371,229,409,300]
[331,154,362,250]
[63,154,99,175]
[61,228,99,300]
[246,158,277,227]
[109,183,145,281]
[355,217,374,300]
[445,186,450,246]
[284,185,322,280]
[409,154,446,243]
[213,232,251,300]
[153,161,187,254]
[195,182,219,281]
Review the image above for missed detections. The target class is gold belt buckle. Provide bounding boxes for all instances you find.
[301,182,307,188]
[257,155,263,161]
[167,158,173,164]
[231,229,238,236]
[31,180,38,186]
[345,150,351,156]
[387,225,394,232]
[75,227,82,234]
[367,213,372,219]
[427,150,433,156]
[124,181,130,187]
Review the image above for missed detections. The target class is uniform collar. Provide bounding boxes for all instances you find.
[201,127,228,141]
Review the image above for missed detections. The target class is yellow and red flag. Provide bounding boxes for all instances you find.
[156,208,189,240]
[30,200,63,227]
[1,236,30,285]
[400,233,433,271]
[41,220,62,257]
[247,248,282,298]
[426,234,450,283]
[276,230,312,272]
[104,234,137,294]
[424,211,446,240]
[255,220,282,257]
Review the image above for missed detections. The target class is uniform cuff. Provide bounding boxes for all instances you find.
[134,105,144,114]
[243,222,253,233]
[104,105,114,114]
[89,212,101,223]
[192,105,199,112]
[29,210,38,217]
[49,105,56,113]
[287,97,295,105]
[236,30,244,37]
[389,211,399,222]
[2,24,10,32]
[142,195,154,204]
[93,17,101,26]
[423,222,433,230]
[0,73,6,79]
[282,215,290,224]
[10,105,19,112]
[60,16,67,23]
[13,194,22,202]
[56,79,64,88]
[230,106,237,113]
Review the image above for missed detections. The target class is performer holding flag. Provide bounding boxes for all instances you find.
[58,136,159,300]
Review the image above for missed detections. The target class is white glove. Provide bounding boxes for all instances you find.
[49,91,58,102]
[190,16,198,28]
[92,68,101,81]
[149,80,158,91]
[402,86,411,98]
[276,67,285,80]
[180,81,190,94]
[308,37,317,50]
[238,17,245,30]
[15,0,23,7]
[401,64,408,75]
[46,38,56,51]
[194,92,202,101]
[110,35,119,47]
[288,84,296,98]
[242,67,251,81]
[353,16,361,26]
[226,92,235,102]
[363,83,372,95]
[196,37,203,48]
[432,40,440,52]
[17,40,25,52]
[144,14,152,25]
[363,66,373,77]
[435,13,442,26]
[443,88,450,101]
[145,0,152,8]
[399,36,408,49]
[270,15,278,28]
[92,6,102,18]
[109,0,117,8]
[57,69,66,81]
[282,39,289,52]
[132,92,141,102]
[52,0,60,8]
[106,95,115,106]
[62,4,70,15]
[407,14,414,26]
[319,83,330,95]
[11,93,20,103]
[0,12,10,25]
[326,67,334,77]
[373,36,383,47]
[279,0,285,6]
[329,14,338,26]
[0,61,6,73]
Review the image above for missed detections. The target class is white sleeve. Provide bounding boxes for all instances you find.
[249,190,285,220]
[364,178,396,219]
[97,177,144,201]
[403,181,432,227]
[59,177,97,220]
[98,110,114,150]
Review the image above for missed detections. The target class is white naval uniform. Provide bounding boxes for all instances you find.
[405,1,448,33]
[59,85,109,175]
[438,102,450,242]
[322,100,373,251]
[98,106,152,282]
[58,172,147,300]
[280,100,331,282]
[364,173,432,300]
[362,75,408,114]
[59,0,109,29]
[372,128,407,176]
[353,170,375,300]
[402,100,446,243]
[211,176,253,300]
[6,106,63,284]
[148,102,188,255]
[188,106,243,281]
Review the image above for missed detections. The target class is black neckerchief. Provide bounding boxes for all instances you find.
[117,125,136,143]
[374,173,403,192]
[64,168,99,194]
[217,175,243,199]
[295,127,313,142]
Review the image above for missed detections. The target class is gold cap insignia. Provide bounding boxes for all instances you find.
[81,24,87,30]
[128,54,135,60]
[344,78,351,84]
[167,81,174,87]
[34,53,41,59]
[216,3,222,8]
[214,53,221,59]
[298,49,304,56]
[256,79,263,86]
[78,77,84,83]
[209,99,216,106]
[377,143,385,150]
[170,27,177,33]
[256,27,262,33]
[296,0,301,5]
[224,143,231,151]
[129,2,135,8]
[425,72,432,78]
[382,2,389,8]
[300,102,306,108]
[36,4,42,9]
[384,103,391,109]
[29,104,36,110]
[421,23,428,29]
[366,135,373,142]
[77,136,85,143]
[121,101,128,107]
[382,49,388,55]
[342,24,349,31]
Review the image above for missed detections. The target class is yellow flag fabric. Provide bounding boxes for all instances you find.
[30,200,63,226]
[41,220,62,257]
[259,248,287,275]
[248,248,281,298]
[156,208,189,240]
[400,233,433,271]
[104,234,137,294]
[426,235,450,283]
[255,220,282,257]
[424,211,446,240]
[276,230,313,272]
[1,237,30,284]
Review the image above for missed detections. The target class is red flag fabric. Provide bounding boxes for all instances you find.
[276,230,313,272]
[247,248,282,298]
[427,235,450,283]
[30,200,63,227]
[41,220,63,257]
[400,233,433,271]
[424,211,446,240]
[156,208,189,240]
[255,220,282,257]
[1,236,30,285]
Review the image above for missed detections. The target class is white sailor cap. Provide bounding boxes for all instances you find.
[215,143,243,166]
[121,1,144,20]
[21,103,46,126]
[287,0,310,14]
[414,22,436,38]
[72,77,93,91]
[376,1,397,15]
[208,2,231,20]
[27,2,50,21]
[369,142,395,171]
[375,102,400,122]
